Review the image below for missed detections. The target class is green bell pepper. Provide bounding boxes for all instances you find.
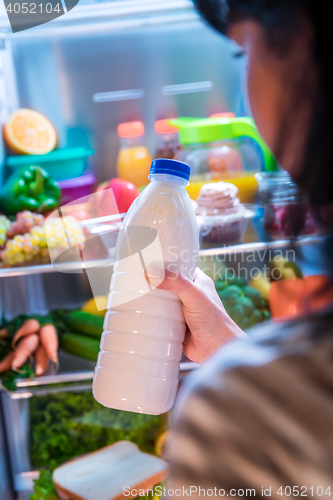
[0,166,61,215]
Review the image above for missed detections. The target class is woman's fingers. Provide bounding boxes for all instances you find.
[146,267,205,308]
[146,266,223,310]
[145,266,246,364]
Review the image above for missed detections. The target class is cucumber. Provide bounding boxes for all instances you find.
[60,332,100,361]
[63,311,104,339]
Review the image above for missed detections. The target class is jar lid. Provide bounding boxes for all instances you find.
[154,119,178,135]
[117,121,144,138]
[169,117,249,145]
[169,117,278,172]
[209,112,236,119]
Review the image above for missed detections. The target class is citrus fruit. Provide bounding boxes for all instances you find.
[82,296,108,316]
[3,108,57,155]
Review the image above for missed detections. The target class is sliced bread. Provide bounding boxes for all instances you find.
[53,440,168,500]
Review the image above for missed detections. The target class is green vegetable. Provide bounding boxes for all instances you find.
[0,166,60,215]
[30,391,165,471]
[63,311,104,339]
[228,303,244,323]
[250,310,263,326]
[262,310,271,321]
[1,364,34,391]
[220,285,243,306]
[259,298,268,309]
[60,332,100,361]
[215,280,227,292]
[215,280,271,332]
[222,270,247,287]
[30,470,59,500]
[239,297,255,316]
[225,276,247,287]
[243,286,262,307]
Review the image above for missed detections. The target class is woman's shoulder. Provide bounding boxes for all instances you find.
[175,308,333,419]
[169,312,333,493]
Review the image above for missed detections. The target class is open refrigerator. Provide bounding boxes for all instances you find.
[0,1,327,499]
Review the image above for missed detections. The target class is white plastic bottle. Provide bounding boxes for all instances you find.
[93,159,199,415]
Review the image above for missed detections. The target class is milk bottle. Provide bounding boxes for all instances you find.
[93,159,199,414]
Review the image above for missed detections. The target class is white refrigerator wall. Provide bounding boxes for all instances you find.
[0,3,246,183]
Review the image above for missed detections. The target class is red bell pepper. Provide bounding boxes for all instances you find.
[270,272,333,321]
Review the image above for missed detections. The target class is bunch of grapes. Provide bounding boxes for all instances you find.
[0,213,85,267]
[0,215,10,245]
[45,216,86,262]
[7,211,44,238]
[1,233,40,265]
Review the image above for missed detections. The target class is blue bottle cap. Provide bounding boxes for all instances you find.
[149,158,191,181]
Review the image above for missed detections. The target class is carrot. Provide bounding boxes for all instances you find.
[34,344,49,376]
[12,319,40,349]
[39,324,59,363]
[12,333,39,370]
[0,352,15,373]
[0,328,9,339]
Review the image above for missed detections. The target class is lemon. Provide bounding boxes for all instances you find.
[82,296,108,316]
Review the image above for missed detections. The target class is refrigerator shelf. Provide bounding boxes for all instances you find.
[0,235,327,278]
[2,362,199,396]
[0,258,113,278]
[199,235,327,258]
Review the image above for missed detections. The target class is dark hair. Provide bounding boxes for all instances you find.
[193,0,333,208]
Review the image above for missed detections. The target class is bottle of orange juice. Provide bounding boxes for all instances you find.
[116,121,152,187]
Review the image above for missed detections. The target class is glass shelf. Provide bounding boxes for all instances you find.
[0,235,326,278]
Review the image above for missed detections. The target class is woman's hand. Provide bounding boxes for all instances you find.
[146,267,247,364]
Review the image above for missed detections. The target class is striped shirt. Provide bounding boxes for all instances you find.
[167,311,333,499]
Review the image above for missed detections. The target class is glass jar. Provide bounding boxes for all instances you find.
[116,121,152,187]
[256,171,318,238]
[154,119,180,160]
[171,117,277,204]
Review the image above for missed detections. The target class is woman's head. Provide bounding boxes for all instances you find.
[194,0,333,207]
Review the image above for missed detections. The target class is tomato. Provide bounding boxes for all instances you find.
[97,178,140,217]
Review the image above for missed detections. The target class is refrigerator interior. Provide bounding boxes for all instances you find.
[0,5,246,498]
[0,0,247,183]
[0,2,325,500]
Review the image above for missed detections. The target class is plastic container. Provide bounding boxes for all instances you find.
[171,117,277,203]
[116,121,152,187]
[197,205,255,248]
[256,171,318,238]
[58,174,96,205]
[5,148,95,181]
[93,159,199,415]
[154,119,180,159]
